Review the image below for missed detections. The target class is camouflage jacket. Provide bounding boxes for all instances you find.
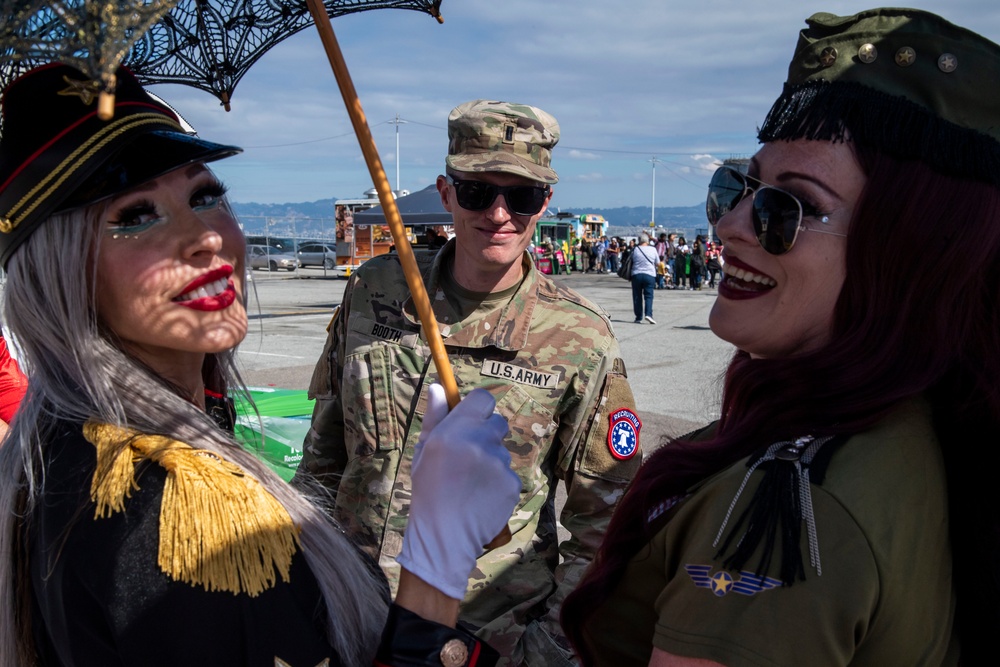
[299,242,642,666]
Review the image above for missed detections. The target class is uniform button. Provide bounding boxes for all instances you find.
[895,46,916,66]
[858,43,878,63]
[938,53,958,72]
[439,638,469,666]
[774,445,803,461]
[819,46,838,67]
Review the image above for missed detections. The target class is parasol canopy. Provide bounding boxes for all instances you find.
[0,0,176,117]
[0,0,443,112]
[126,0,444,110]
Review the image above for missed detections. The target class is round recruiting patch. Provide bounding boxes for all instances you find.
[607,408,641,460]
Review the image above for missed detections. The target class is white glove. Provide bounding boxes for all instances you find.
[397,384,521,600]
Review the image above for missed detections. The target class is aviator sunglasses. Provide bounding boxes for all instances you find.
[706,165,845,255]
[446,175,550,216]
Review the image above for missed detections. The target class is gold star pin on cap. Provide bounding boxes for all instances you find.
[938,53,958,72]
[895,46,916,66]
[56,75,101,106]
[858,43,878,63]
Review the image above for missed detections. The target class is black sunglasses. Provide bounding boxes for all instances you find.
[706,165,844,255]
[446,175,550,216]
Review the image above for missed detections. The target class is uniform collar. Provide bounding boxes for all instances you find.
[402,238,539,351]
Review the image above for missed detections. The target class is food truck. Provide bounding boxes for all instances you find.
[532,212,609,273]
[335,185,453,276]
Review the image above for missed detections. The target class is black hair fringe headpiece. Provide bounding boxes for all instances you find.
[759,80,1000,189]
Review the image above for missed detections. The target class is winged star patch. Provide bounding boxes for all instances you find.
[684,564,783,597]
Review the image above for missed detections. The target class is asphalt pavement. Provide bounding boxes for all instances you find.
[239,265,736,453]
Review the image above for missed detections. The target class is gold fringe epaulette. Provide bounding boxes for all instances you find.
[83,420,300,597]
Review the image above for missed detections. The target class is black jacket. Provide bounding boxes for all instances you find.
[22,422,494,666]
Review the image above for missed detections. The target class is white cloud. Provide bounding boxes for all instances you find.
[692,154,724,172]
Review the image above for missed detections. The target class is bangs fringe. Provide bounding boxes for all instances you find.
[758,80,1000,187]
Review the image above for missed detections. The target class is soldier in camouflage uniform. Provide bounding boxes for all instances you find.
[298,100,642,667]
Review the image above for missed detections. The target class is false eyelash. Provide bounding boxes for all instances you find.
[107,199,161,229]
[198,180,229,200]
[191,181,229,211]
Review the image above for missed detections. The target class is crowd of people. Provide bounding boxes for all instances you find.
[548,232,726,328]
[0,6,996,667]
[569,232,725,291]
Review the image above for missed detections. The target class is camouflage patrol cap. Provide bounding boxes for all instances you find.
[759,8,1000,186]
[446,100,559,184]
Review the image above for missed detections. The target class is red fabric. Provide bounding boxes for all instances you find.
[468,640,482,666]
[0,336,27,423]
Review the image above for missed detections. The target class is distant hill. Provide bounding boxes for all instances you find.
[231,199,341,237]
[232,198,340,219]
[230,199,711,239]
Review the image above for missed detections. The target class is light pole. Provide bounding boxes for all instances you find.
[389,113,408,193]
[649,157,661,228]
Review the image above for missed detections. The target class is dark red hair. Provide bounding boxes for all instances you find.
[563,143,1000,664]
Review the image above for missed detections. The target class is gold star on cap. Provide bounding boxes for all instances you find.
[858,43,878,64]
[895,46,916,67]
[938,53,958,72]
[57,75,101,106]
[819,46,838,67]
[439,639,469,667]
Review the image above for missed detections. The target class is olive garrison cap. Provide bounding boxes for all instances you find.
[759,7,1000,186]
[0,63,241,266]
[446,99,560,184]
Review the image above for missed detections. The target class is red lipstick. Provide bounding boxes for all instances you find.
[177,265,233,295]
[174,265,238,311]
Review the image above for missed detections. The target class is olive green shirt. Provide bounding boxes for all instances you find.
[584,397,958,666]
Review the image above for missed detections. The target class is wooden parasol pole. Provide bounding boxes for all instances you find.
[304,0,459,409]
[304,0,511,549]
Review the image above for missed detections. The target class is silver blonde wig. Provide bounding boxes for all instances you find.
[0,204,387,665]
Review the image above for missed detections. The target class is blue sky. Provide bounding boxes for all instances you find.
[151,0,1000,211]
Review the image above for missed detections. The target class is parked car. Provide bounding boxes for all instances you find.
[247,244,298,271]
[296,242,337,269]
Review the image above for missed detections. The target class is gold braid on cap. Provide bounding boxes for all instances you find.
[84,420,300,597]
[2,113,182,232]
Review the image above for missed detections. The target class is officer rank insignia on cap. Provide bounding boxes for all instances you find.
[607,408,641,460]
[57,75,102,105]
[684,564,783,597]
